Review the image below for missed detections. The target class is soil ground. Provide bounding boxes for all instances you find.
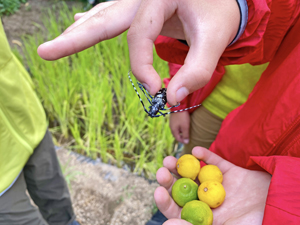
[2,1,159,224]
[57,148,158,225]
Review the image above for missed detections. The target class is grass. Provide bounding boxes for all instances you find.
[0,0,27,16]
[19,2,175,179]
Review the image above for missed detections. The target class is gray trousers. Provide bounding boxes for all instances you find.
[0,130,75,225]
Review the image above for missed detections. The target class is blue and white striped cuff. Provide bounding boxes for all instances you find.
[229,0,248,46]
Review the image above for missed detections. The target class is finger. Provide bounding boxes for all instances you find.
[180,113,190,144]
[169,114,186,143]
[156,167,177,194]
[163,219,192,225]
[170,125,184,143]
[165,0,240,105]
[166,39,226,105]
[163,156,179,176]
[68,1,117,33]
[38,0,140,60]
[74,12,86,21]
[192,147,234,173]
[180,125,190,142]
[154,186,182,219]
[127,0,177,95]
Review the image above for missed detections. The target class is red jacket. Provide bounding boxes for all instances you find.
[155,0,300,224]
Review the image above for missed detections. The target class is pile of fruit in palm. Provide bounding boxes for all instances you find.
[172,154,226,225]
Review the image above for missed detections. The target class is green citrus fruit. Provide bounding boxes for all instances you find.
[172,178,198,207]
[181,200,213,225]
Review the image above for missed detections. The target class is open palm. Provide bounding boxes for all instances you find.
[155,147,271,225]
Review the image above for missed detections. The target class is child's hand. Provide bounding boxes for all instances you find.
[169,111,190,144]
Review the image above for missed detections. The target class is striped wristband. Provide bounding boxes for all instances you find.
[229,0,248,46]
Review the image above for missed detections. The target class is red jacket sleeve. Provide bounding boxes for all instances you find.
[249,156,300,224]
[209,8,300,223]
[222,0,300,65]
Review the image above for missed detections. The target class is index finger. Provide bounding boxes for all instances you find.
[127,0,177,95]
[38,0,140,60]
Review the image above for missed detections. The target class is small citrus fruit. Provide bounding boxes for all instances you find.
[198,165,223,183]
[172,178,199,207]
[176,154,200,180]
[181,200,213,225]
[198,180,226,208]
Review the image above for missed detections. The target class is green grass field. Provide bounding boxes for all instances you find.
[18,2,176,179]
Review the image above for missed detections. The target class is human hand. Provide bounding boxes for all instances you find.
[169,111,190,144]
[37,0,240,106]
[155,147,271,225]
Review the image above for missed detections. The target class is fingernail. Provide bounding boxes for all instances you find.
[183,139,189,144]
[75,12,85,17]
[176,87,189,103]
[41,41,53,46]
[38,41,54,50]
[142,83,150,91]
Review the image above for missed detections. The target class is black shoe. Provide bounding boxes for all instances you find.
[146,210,168,225]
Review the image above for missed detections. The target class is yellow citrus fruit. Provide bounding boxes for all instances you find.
[181,200,213,225]
[198,180,226,208]
[176,154,200,180]
[198,165,223,184]
[172,178,199,207]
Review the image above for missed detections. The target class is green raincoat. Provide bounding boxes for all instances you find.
[0,20,47,195]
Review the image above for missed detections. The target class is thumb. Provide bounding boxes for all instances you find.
[166,38,228,106]
[192,147,234,173]
[166,0,240,106]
